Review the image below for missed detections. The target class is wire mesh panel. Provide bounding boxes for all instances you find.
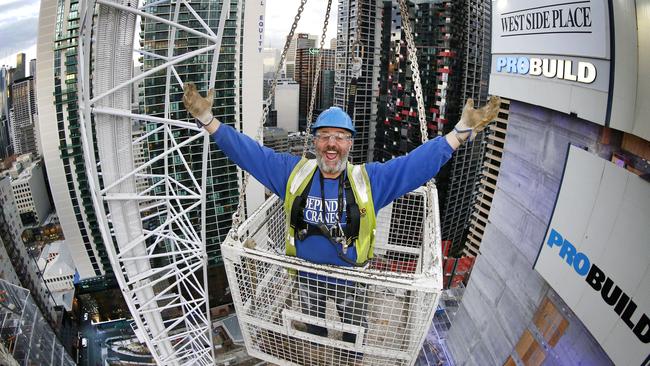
[222,186,443,366]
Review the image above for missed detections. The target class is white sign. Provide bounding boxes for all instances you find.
[534,146,650,366]
[490,0,611,125]
[492,0,610,58]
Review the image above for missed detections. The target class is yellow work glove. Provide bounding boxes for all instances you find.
[454,95,501,141]
[182,82,215,128]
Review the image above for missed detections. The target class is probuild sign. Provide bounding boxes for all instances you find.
[535,146,650,365]
[490,0,611,125]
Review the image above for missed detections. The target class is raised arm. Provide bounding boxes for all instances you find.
[369,96,501,210]
[182,83,299,198]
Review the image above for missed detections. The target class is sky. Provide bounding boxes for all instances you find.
[0,0,338,69]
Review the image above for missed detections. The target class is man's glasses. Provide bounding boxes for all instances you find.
[314,133,352,143]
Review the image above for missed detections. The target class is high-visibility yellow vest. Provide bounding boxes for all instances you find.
[284,158,376,264]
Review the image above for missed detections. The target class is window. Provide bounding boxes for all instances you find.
[505,297,569,366]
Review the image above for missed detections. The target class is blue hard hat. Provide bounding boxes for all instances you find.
[311,107,356,137]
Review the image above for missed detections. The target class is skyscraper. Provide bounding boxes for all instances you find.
[141,0,263,265]
[371,0,491,251]
[374,0,439,163]
[9,76,39,156]
[37,0,111,279]
[285,33,317,80]
[15,53,26,81]
[438,0,491,252]
[0,279,75,365]
[295,47,335,129]
[334,0,382,163]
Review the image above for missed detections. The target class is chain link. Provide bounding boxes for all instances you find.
[232,0,308,235]
[302,0,333,156]
[398,0,436,255]
[398,0,428,144]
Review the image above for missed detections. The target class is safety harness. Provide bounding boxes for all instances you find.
[289,169,363,266]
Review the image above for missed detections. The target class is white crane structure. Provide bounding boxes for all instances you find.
[75,0,231,364]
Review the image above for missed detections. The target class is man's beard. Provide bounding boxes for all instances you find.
[315,149,349,175]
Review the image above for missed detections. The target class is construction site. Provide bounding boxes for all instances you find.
[0,0,645,365]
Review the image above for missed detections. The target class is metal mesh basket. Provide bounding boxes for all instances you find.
[222,185,443,366]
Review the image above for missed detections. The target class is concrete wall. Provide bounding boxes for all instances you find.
[446,100,616,365]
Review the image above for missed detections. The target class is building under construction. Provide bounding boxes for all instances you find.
[437,0,492,254]
[372,0,491,254]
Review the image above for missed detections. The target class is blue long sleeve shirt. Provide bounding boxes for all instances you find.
[212,124,454,267]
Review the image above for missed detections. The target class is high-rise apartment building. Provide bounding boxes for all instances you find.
[371,0,491,251]
[37,0,111,279]
[10,159,51,226]
[295,48,335,129]
[438,0,492,252]
[9,77,39,156]
[374,0,439,163]
[141,0,263,265]
[285,33,317,80]
[263,127,289,153]
[334,0,382,163]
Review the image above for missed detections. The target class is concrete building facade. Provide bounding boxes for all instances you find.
[446,2,649,364]
[37,240,76,311]
[445,101,623,365]
[10,159,51,226]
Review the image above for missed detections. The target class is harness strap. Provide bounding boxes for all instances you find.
[290,173,315,231]
[289,170,361,243]
[344,181,359,242]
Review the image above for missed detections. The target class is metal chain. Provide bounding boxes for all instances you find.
[398,0,428,144]
[302,0,333,156]
[232,0,308,235]
[398,0,437,263]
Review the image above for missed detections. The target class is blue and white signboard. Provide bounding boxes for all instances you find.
[534,145,650,366]
[490,0,612,125]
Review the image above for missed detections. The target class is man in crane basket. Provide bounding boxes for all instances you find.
[184,83,499,360]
